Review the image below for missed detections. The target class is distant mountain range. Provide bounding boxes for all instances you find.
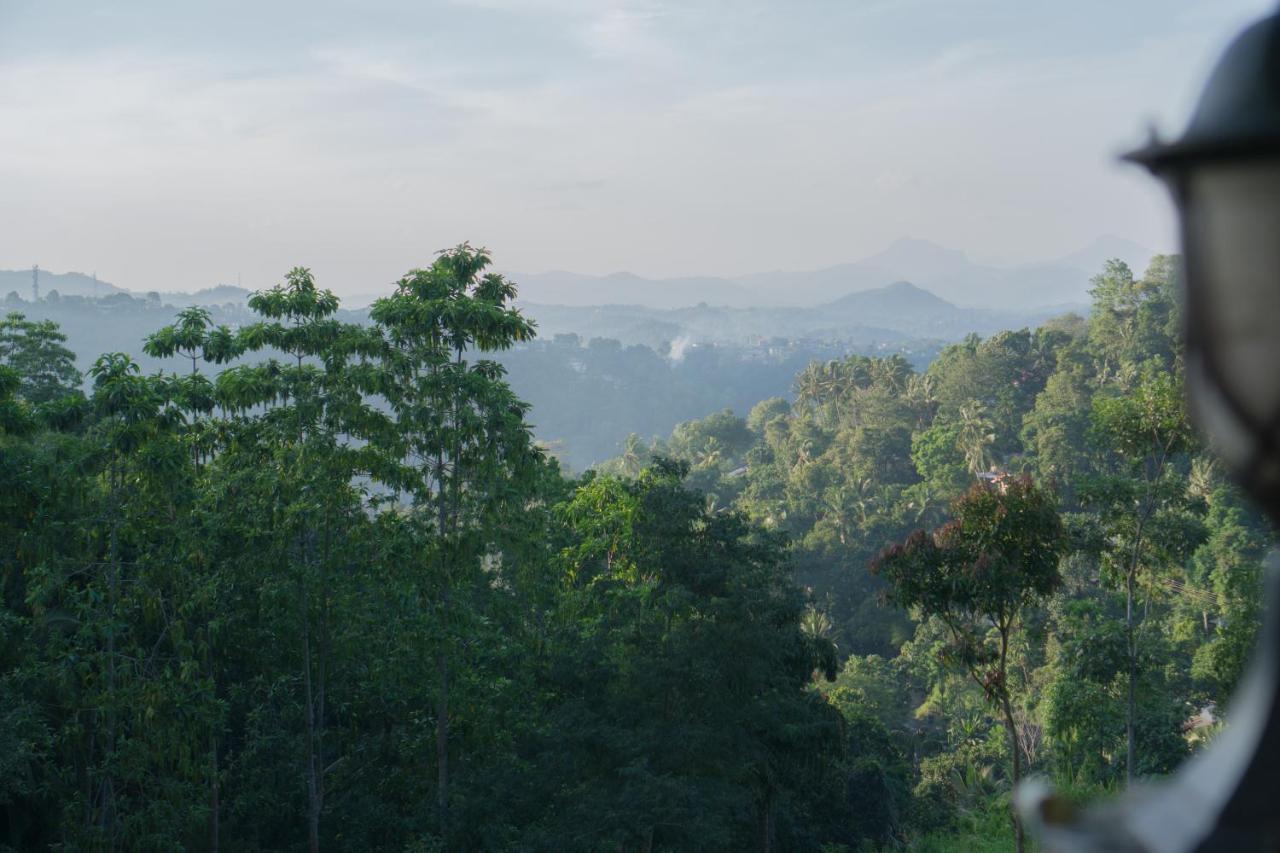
[2,270,1079,377]
[523,280,1071,350]
[157,285,255,307]
[0,269,129,300]
[4,234,1157,316]
[0,268,253,307]
[509,235,1157,310]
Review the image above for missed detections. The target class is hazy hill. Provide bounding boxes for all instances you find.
[0,269,253,307]
[821,279,954,316]
[159,285,253,307]
[0,269,1055,353]
[0,269,127,300]
[522,280,1064,349]
[8,234,1154,315]
[1049,234,1155,275]
[734,235,1155,309]
[510,235,1156,311]
[512,270,752,310]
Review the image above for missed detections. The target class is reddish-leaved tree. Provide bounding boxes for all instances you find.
[872,475,1065,853]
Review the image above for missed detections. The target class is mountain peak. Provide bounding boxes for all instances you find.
[883,279,926,293]
[1048,235,1157,275]
[861,238,971,278]
[886,236,959,253]
[824,279,953,312]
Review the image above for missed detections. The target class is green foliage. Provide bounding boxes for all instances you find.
[1087,256,1180,383]
[1020,351,1094,492]
[910,799,1021,853]
[541,461,849,849]
[1186,487,1268,702]
[912,421,969,497]
[1,251,1267,851]
[572,252,1261,851]
[0,311,81,404]
[1042,600,1128,784]
[873,477,1064,851]
[873,479,1064,650]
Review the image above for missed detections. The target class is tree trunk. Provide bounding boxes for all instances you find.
[436,641,450,846]
[1001,699,1025,853]
[757,791,774,853]
[1126,568,1136,788]
[104,486,120,852]
[436,562,452,846]
[210,735,220,853]
[302,569,323,853]
[436,435,453,847]
[996,629,1025,853]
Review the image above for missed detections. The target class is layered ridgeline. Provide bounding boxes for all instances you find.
[0,268,251,306]
[521,281,1062,351]
[0,283,946,470]
[0,275,1041,353]
[4,233,1153,338]
[1,247,1268,851]
[507,235,1155,310]
[3,242,1118,471]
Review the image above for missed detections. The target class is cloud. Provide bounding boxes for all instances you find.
[872,171,920,192]
[311,46,427,89]
[579,4,673,63]
[536,178,608,193]
[2,0,1269,291]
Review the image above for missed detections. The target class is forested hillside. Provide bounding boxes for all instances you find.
[0,247,1269,851]
[0,288,943,471]
[589,254,1270,848]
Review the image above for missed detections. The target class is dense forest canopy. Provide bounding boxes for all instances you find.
[1,247,1271,852]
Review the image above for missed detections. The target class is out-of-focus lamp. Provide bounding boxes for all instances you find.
[1127,12,1280,516]
[1021,12,1280,853]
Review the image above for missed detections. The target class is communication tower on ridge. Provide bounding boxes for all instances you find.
[31,265,39,302]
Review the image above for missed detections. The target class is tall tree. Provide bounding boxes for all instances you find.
[873,476,1065,853]
[367,244,538,846]
[214,267,380,852]
[548,460,840,852]
[0,311,81,403]
[1087,257,1180,384]
[1085,370,1199,786]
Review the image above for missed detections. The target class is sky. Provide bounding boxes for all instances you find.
[1,0,1274,296]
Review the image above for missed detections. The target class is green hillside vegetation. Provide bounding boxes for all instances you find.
[594,255,1270,849]
[0,248,1269,851]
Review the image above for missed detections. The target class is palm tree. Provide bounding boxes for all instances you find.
[1188,455,1219,500]
[905,373,939,428]
[620,432,646,476]
[905,483,944,526]
[957,401,996,476]
[695,435,724,469]
[799,606,835,645]
[793,361,827,414]
[821,485,856,545]
[869,354,912,395]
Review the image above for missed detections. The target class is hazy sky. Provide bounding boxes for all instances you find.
[1,0,1273,295]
